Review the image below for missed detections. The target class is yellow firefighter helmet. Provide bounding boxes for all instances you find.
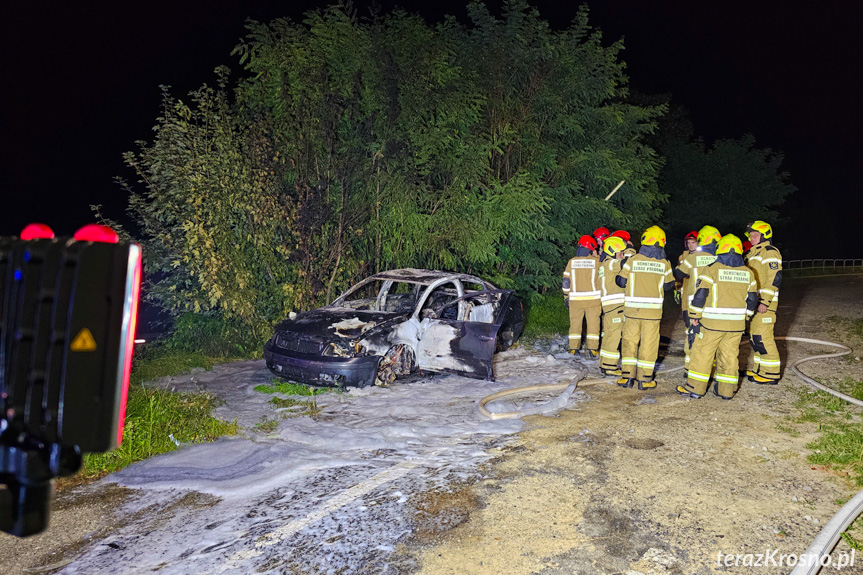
[717,234,744,255]
[696,225,721,246]
[746,220,773,239]
[603,236,627,257]
[641,225,667,247]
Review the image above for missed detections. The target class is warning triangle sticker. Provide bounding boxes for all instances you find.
[70,328,97,352]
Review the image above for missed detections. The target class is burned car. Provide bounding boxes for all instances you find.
[263,269,524,387]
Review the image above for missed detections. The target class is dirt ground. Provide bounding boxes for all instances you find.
[405,275,863,575]
[2,275,862,575]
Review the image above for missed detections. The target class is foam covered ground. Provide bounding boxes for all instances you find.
[58,346,590,574]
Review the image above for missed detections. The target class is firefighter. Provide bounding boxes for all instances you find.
[745,220,783,383]
[672,231,698,307]
[677,234,759,399]
[612,229,636,256]
[563,235,602,357]
[593,227,611,253]
[597,235,628,375]
[615,226,674,389]
[673,225,720,370]
[682,230,699,261]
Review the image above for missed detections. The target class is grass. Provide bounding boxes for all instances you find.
[842,517,863,551]
[769,316,863,548]
[520,292,569,340]
[253,418,280,433]
[253,379,330,396]
[77,343,245,480]
[81,385,239,478]
[253,378,332,418]
[793,379,863,485]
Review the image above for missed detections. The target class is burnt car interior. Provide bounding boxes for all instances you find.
[334,277,502,324]
[337,280,422,313]
[426,290,506,323]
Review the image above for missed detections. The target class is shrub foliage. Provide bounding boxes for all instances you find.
[122,1,669,337]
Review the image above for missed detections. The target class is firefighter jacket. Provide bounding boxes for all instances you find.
[689,254,759,331]
[745,241,783,312]
[598,256,625,311]
[563,247,601,307]
[673,246,717,312]
[615,247,674,320]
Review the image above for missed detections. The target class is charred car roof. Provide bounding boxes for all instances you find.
[363,268,496,287]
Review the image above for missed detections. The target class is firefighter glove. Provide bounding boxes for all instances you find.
[687,323,700,348]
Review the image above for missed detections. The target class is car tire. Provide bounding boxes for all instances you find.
[374,344,417,386]
[496,325,516,352]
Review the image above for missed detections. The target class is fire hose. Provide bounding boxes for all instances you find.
[478,336,859,574]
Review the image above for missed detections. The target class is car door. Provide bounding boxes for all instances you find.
[414,290,510,380]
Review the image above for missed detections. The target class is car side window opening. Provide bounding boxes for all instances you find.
[418,280,463,319]
[335,279,384,310]
[433,291,503,323]
[378,281,420,313]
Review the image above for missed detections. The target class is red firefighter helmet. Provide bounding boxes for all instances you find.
[578,235,598,251]
[610,230,630,242]
[593,227,611,242]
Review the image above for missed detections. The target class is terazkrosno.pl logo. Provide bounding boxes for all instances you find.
[716,549,856,569]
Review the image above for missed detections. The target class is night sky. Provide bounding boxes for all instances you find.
[3,1,861,258]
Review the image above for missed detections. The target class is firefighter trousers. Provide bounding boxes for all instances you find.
[568,302,601,351]
[750,310,780,380]
[620,316,660,381]
[686,327,743,396]
[681,310,693,368]
[599,306,624,370]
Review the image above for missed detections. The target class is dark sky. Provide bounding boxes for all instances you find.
[3,1,861,257]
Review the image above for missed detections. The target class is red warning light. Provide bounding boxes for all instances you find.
[73,224,119,244]
[20,223,55,240]
[116,245,142,447]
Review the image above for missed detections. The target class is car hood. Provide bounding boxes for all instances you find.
[274,307,407,341]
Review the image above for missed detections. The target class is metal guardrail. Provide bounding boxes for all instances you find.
[785,259,863,271]
[782,258,863,270]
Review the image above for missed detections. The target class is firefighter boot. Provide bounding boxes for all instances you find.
[712,382,733,400]
[676,383,704,399]
[748,373,778,385]
[637,379,657,390]
[617,377,635,388]
[601,368,622,377]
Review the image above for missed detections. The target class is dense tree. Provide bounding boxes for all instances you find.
[659,134,796,239]
[122,0,665,336]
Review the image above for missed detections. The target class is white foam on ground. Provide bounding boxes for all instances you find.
[59,347,589,575]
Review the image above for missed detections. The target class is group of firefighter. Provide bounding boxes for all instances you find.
[562,221,782,400]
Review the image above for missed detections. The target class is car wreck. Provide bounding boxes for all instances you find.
[263,269,525,387]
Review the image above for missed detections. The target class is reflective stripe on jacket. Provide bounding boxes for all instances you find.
[689,264,758,331]
[745,243,782,312]
[676,251,717,312]
[598,258,625,310]
[563,256,601,304]
[617,254,673,320]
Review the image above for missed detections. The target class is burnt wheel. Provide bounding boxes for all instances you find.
[374,344,417,386]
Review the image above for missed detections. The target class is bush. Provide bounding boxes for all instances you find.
[166,313,263,358]
[521,292,569,340]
